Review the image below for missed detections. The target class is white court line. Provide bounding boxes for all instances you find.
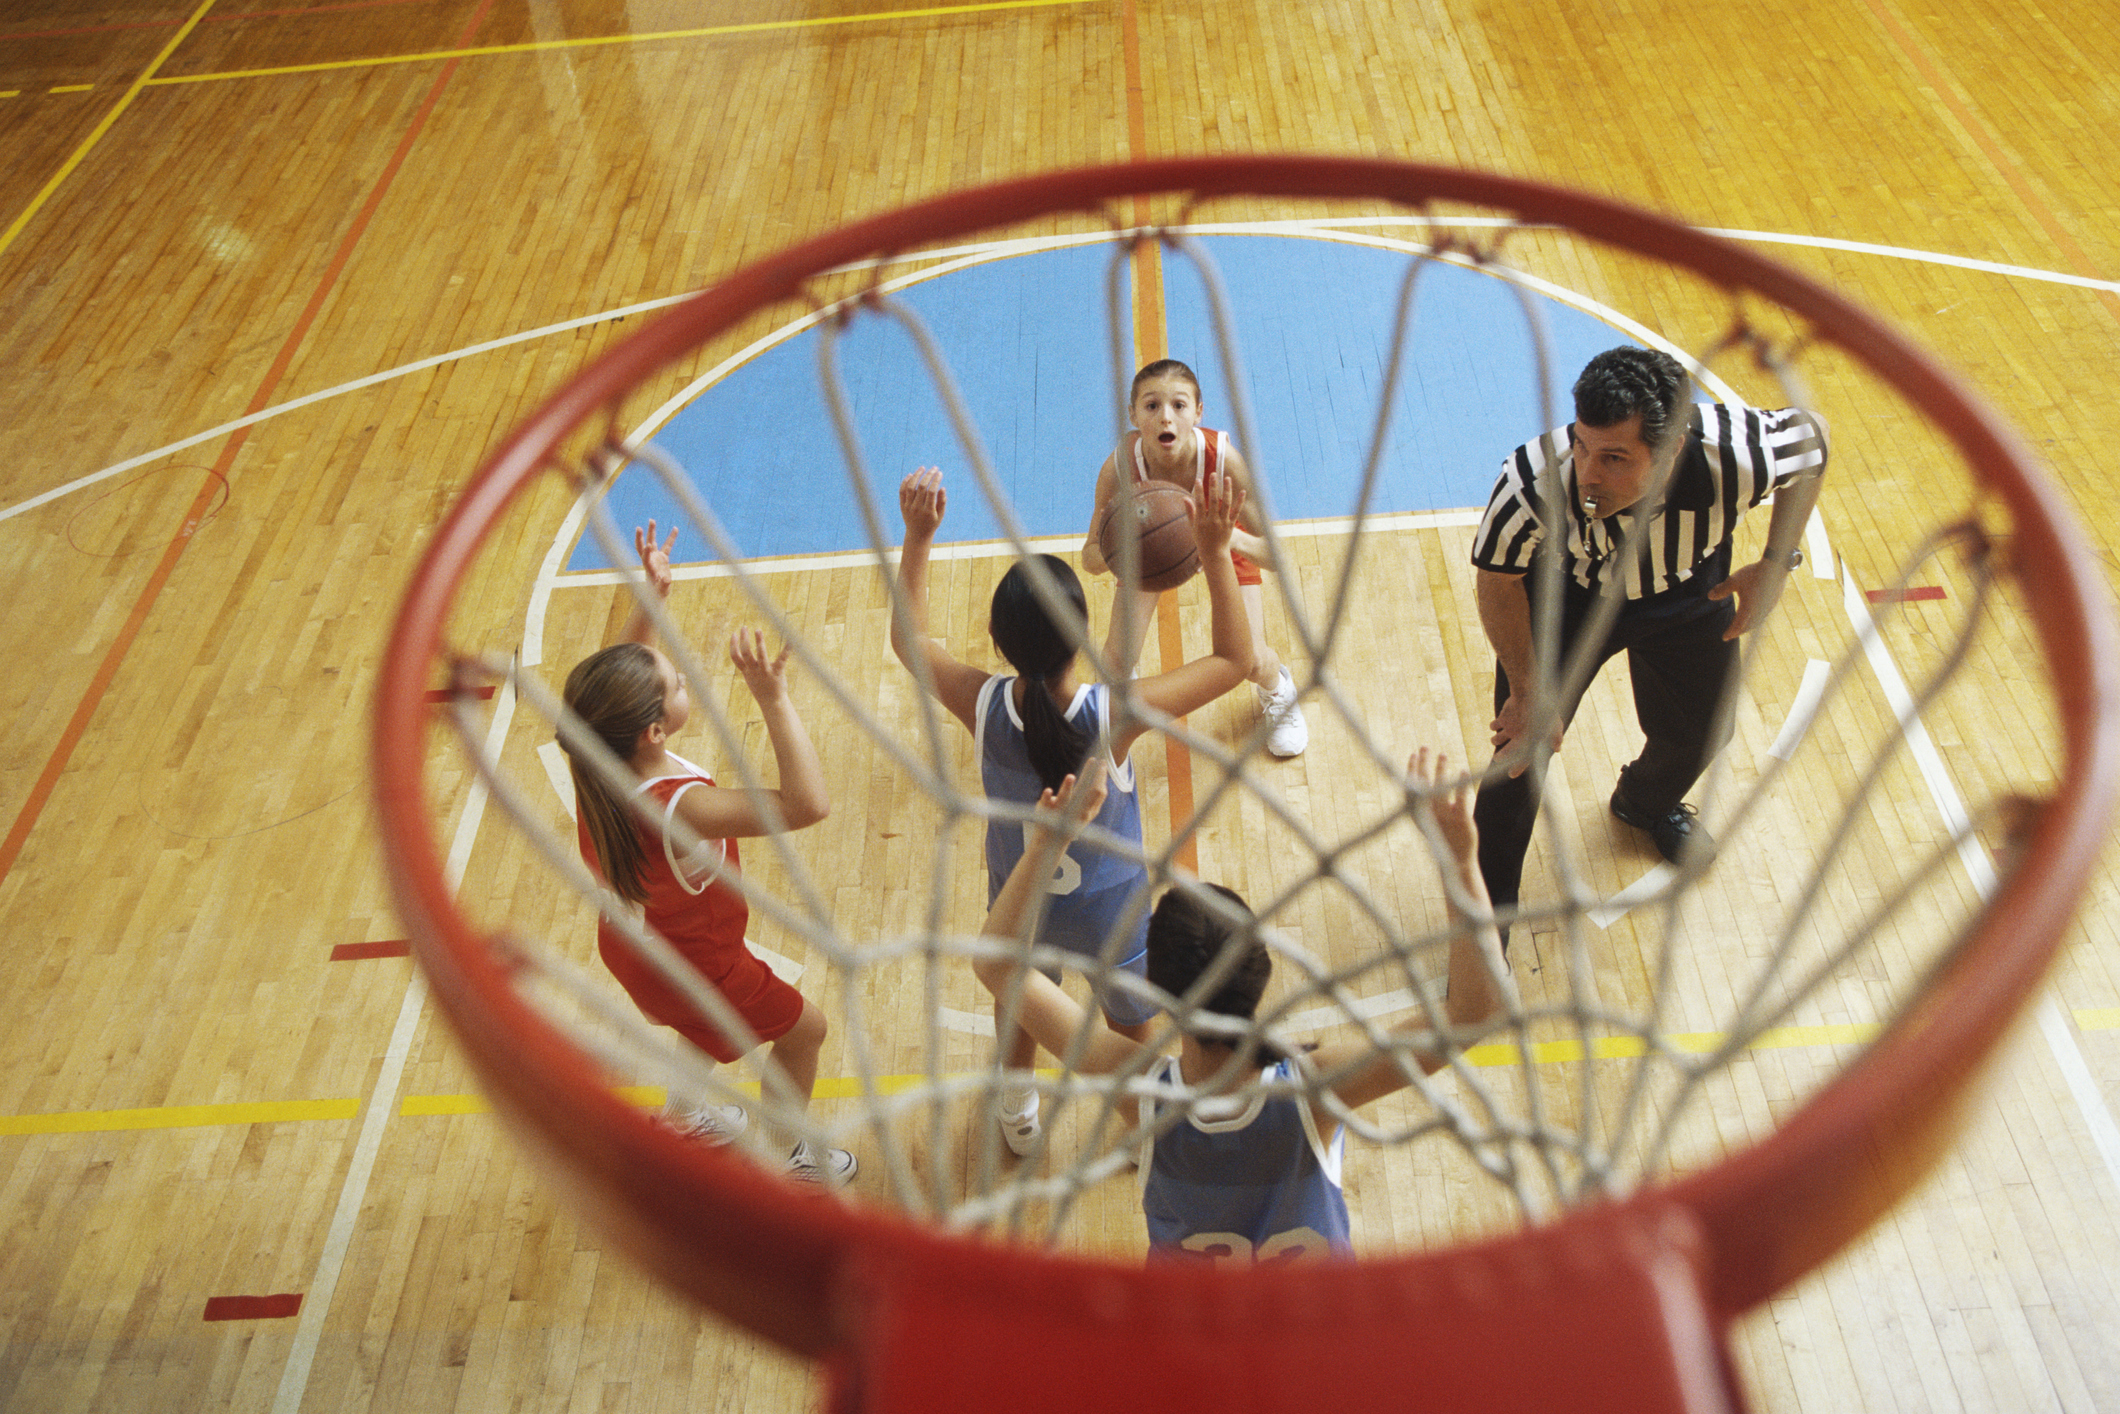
[1280,987,1424,1034]
[1770,659,1835,761]
[273,670,520,1414]
[941,1005,996,1038]
[548,512,1489,587]
[1843,575,2120,1198]
[537,740,575,817]
[1588,865,1681,930]
[11,220,2100,528]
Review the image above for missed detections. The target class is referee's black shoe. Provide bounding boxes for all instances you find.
[1609,790,1714,865]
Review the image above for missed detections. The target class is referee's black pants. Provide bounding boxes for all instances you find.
[1473,585,1738,928]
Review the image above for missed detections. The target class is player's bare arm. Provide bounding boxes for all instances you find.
[1124,469,1255,757]
[1080,453,1121,575]
[1310,749,1510,1118]
[672,628,831,839]
[891,467,986,731]
[973,768,1144,1112]
[619,520,679,646]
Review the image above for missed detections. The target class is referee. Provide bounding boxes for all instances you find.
[1468,346,1829,943]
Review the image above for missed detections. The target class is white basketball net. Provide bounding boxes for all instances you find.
[435,206,2034,1252]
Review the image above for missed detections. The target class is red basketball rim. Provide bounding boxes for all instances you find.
[374,156,2120,1403]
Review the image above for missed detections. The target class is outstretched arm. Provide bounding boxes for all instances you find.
[668,629,831,839]
[1315,748,1514,1114]
[890,468,987,732]
[1080,453,1119,575]
[972,770,1143,1089]
[1120,467,1256,757]
[617,521,678,646]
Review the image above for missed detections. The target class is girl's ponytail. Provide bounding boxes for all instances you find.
[989,555,1093,792]
[561,643,665,904]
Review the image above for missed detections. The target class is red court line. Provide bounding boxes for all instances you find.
[204,1293,303,1320]
[1867,585,1947,603]
[331,940,413,960]
[0,0,497,893]
[1118,0,1200,877]
[1861,0,2120,329]
[423,684,494,702]
[3,0,437,42]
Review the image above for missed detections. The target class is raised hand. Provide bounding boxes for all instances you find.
[1033,760,1110,837]
[899,466,947,539]
[635,520,678,599]
[1189,465,1245,558]
[729,627,793,705]
[1407,746,1477,864]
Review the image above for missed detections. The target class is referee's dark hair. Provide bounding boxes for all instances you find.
[1574,346,1689,453]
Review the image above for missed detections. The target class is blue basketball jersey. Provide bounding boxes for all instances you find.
[1138,1055,1352,1265]
[976,676,1150,977]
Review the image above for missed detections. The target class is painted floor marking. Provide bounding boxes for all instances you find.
[8,1009,2114,1136]
[1770,658,1835,762]
[0,0,216,261]
[142,0,1098,87]
[1843,573,2120,1200]
[1587,864,1682,930]
[2,221,2096,531]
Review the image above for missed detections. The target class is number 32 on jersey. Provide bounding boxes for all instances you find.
[1178,1227,1334,1267]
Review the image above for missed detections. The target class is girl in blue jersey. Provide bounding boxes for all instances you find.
[892,464,1254,1155]
[974,750,1511,1263]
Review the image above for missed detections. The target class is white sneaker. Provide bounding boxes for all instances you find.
[1257,667,1308,757]
[995,1093,1042,1157]
[787,1141,857,1187]
[660,1101,746,1146]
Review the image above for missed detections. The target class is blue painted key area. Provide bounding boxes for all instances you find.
[575,235,1626,570]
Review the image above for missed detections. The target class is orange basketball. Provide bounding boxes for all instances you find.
[1096,483,1198,591]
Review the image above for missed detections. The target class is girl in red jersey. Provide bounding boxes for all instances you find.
[1081,359,1309,757]
[562,522,851,1186]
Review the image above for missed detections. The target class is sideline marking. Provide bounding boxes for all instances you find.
[13,1008,2118,1135]
[143,0,1097,86]
[1843,574,2120,1200]
[4,217,2098,531]
[0,0,216,263]
[0,1099,360,1134]
[3,0,429,39]
[1858,0,2120,327]
[204,1293,303,1321]
[268,8,499,1410]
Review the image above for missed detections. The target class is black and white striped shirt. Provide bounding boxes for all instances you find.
[1470,403,1828,599]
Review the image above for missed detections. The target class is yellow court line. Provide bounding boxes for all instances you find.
[50,84,95,94]
[0,0,217,263]
[13,1015,2103,1135]
[0,1098,360,1135]
[143,0,1095,87]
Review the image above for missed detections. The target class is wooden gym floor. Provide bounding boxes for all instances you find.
[3,2,2118,1410]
